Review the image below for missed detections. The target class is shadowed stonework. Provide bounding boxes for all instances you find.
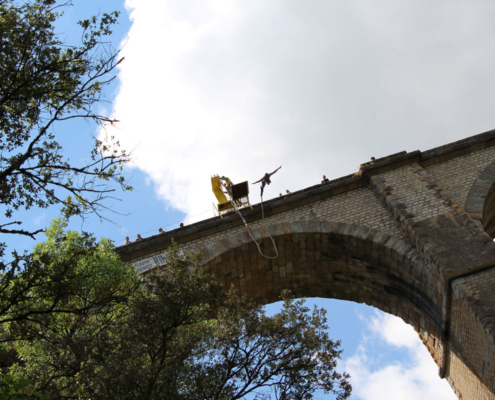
[117,129,495,400]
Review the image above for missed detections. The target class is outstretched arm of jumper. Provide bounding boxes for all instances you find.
[268,166,282,177]
[252,166,282,184]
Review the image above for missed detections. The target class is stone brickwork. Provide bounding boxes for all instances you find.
[196,187,402,254]
[426,146,495,213]
[449,269,495,399]
[124,185,403,271]
[373,164,451,225]
[117,129,495,400]
[263,187,403,237]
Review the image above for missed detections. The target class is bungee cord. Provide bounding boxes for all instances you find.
[228,185,278,260]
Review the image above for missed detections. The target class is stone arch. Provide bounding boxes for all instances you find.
[200,220,444,370]
[464,161,495,238]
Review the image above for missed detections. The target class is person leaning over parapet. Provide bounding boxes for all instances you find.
[220,176,243,205]
[252,166,282,196]
[321,175,329,184]
[220,176,233,194]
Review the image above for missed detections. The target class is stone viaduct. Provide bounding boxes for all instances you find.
[117,129,495,400]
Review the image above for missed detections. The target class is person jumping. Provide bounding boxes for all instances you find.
[252,166,282,196]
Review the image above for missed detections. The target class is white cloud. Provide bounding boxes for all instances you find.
[343,312,456,400]
[103,0,495,224]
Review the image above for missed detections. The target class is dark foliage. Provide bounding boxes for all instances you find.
[5,229,351,400]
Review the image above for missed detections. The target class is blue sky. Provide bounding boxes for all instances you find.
[12,0,495,398]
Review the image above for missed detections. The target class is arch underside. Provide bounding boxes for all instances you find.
[483,183,495,238]
[464,161,495,238]
[200,220,444,369]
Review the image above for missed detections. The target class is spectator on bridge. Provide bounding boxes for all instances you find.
[125,236,131,245]
[220,176,233,187]
[322,175,329,184]
[180,223,184,228]
[158,228,165,234]
[286,190,290,194]
[252,166,282,196]
[220,176,234,196]
[279,193,283,197]
[136,234,142,241]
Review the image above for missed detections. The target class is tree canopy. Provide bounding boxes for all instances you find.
[0,0,130,244]
[4,222,351,400]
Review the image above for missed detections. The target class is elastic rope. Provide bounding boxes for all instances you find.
[230,189,278,260]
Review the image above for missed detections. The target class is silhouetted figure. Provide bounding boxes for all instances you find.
[321,175,329,184]
[136,234,142,241]
[180,223,184,228]
[125,236,131,245]
[158,228,164,234]
[253,166,282,196]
